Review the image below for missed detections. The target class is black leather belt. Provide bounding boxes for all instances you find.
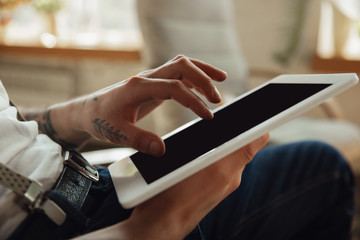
[7,150,100,240]
[51,149,99,208]
[42,150,99,225]
[1,150,98,227]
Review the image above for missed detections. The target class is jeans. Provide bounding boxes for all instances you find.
[186,141,355,240]
[10,141,355,239]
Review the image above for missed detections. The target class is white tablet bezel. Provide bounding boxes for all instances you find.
[109,73,358,208]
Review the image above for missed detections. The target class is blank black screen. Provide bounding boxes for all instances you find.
[131,83,331,184]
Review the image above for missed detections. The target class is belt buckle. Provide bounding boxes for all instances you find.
[64,150,99,182]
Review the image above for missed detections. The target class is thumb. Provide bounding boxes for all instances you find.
[123,123,166,156]
[242,133,270,163]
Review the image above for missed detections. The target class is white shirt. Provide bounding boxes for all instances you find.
[0,81,64,239]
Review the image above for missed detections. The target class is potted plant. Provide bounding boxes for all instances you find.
[33,0,63,35]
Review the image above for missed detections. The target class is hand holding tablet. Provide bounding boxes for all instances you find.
[109,73,358,208]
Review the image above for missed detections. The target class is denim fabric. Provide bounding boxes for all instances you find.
[185,141,355,240]
[10,141,355,239]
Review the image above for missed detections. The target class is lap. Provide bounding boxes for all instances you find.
[33,141,352,239]
[190,141,355,240]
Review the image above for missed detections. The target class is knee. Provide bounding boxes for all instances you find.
[285,141,354,188]
[298,141,348,170]
[260,140,354,183]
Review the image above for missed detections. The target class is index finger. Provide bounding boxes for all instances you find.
[166,56,224,103]
[173,55,227,82]
[148,55,226,104]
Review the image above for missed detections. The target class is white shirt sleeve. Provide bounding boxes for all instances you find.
[0,81,64,238]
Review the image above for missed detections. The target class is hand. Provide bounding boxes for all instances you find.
[51,55,226,154]
[73,134,270,240]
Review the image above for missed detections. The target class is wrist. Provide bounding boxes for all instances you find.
[49,98,91,149]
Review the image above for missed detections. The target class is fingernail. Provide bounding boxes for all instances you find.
[206,108,214,119]
[213,87,221,102]
[149,141,162,156]
[198,104,213,119]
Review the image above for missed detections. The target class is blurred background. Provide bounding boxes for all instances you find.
[1,0,360,237]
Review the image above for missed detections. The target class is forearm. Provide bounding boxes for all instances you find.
[16,56,226,155]
[20,98,91,149]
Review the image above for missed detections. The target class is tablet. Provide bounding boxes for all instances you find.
[109,73,358,208]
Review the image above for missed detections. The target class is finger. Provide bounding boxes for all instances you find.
[188,58,227,82]
[149,55,223,104]
[90,116,165,156]
[225,133,270,167]
[171,55,227,82]
[209,133,270,194]
[169,56,223,103]
[182,79,194,89]
[121,122,166,156]
[127,77,214,120]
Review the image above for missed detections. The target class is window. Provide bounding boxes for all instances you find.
[1,0,142,50]
[317,0,360,59]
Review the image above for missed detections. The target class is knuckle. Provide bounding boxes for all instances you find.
[137,69,154,77]
[127,76,145,86]
[173,54,186,61]
[131,132,145,151]
[174,55,191,66]
[168,79,184,89]
[242,145,257,162]
[228,178,241,193]
[213,166,241,194]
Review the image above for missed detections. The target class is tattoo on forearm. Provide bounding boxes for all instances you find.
[29,110,78,149]
[38,110,57,138]
[24,112,40,121]
[92,118,128,144]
